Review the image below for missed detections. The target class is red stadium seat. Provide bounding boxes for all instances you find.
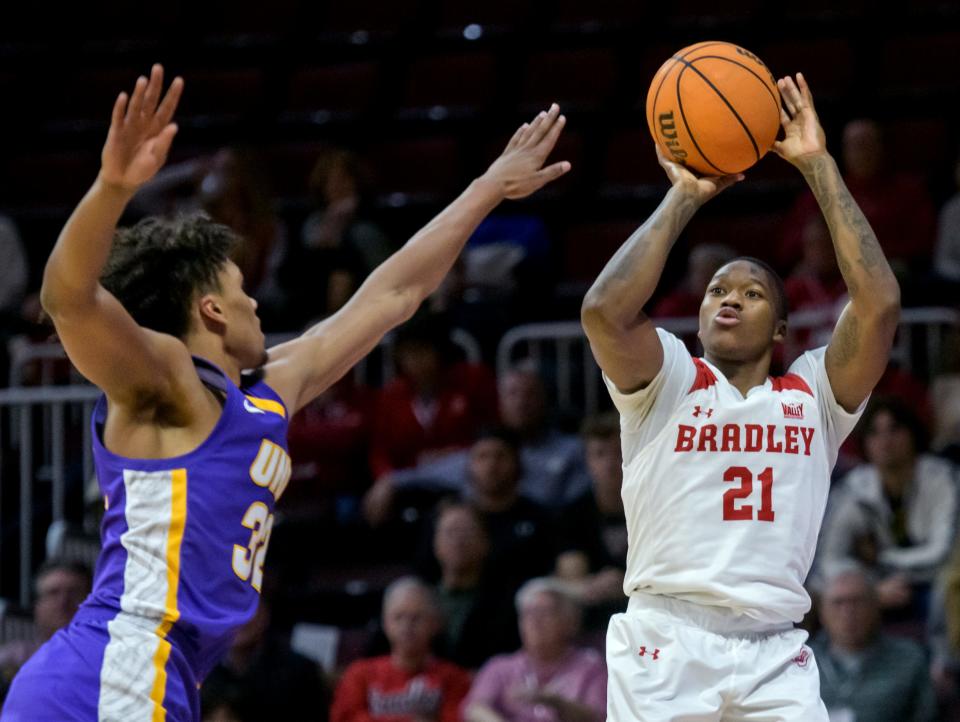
[601,129,669,189]
[400,53,498,117]
[521,49,619,111]
[758,38,855,101]
[5,152,100,206]
[285,63,380,117]
[365,137,463,198]
[436,0,534,37]
[880,32,960,95]
[173,68,266,119]
[323,0,422,40]
[683,212,784,260]
[884,118,950,175]
[550,0,648,32]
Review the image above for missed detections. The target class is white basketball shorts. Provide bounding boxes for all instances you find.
[606,593,828,721]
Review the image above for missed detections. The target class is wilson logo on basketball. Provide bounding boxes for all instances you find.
[792,649,810,668]
[781,402,804,420]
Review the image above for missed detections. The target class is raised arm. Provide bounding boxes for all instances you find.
[265,106,570,413]
[581,149,741,392]
[40,64,193,408]
[774,74,900,412]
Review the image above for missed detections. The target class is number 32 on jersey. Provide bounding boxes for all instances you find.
[233,439,291,591]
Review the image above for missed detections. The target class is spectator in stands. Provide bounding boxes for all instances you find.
[932,152,960,300]
[201,600,326,722]
[0,215,27,320]
[432,500,519,668]
[280,147,392,329]
[442,428,556,591]
[331,577,471,722]
[931,330,960,464]
[368,312,498,480]
[462,577,606,722]
[784,216,847,315]
[811,564,937,721]
[363,362,589,511]
[0,214,30,385]
[554,413,627,626]
[779,118,936,278]
[819,397,959,613]
[928,539,960,712]
[284,373,377,520]
[0,560,91,688]
[198,149,285,311]
[303,147,393,276]
[129,148,286,323]
[651,242,735,318]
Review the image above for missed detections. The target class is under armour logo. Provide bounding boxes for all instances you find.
[638,646,660,660]
[792,649,810,668]
[692,406,713,418]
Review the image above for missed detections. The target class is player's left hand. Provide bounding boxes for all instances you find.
[773,73,828,168]
[480,104,571,200]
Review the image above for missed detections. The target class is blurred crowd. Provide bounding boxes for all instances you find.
[1,115,960,721]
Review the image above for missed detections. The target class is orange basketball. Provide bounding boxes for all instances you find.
[646,41,781,176]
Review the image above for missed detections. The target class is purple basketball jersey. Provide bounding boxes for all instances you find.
[2,357,291,721]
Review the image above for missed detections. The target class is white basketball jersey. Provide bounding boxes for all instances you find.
[606,328,866,625]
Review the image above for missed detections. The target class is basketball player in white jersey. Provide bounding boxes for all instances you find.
[581,75,900,720]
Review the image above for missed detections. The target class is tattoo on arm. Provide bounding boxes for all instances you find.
[830,312,861,366]
[802,155,892,295]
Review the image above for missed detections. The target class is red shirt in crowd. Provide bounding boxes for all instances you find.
[370,362,499,479]
[331,655,472,722]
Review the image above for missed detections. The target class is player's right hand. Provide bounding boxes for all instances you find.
[655,144,742,205]
[480,104,571,200]
[99,64,183,193]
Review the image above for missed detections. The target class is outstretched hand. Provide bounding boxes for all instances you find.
[481,104,571,200]
[773,73,827,168]
[655,145,743,205]
[99,64,184,192]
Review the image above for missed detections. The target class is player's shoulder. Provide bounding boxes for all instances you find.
[779,346,829,393]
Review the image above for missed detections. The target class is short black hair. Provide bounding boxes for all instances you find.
[858,395,929,454]
[100,212,238,339]
[725,256,789,323]
[474,426,522,457]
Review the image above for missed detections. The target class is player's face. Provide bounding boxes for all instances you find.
[217,261,267,369]
[698,261,785,362]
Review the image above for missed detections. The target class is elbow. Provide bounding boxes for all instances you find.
[581,287,611,329]
[877,281,901,326]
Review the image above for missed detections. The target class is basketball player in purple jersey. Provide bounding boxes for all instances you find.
[0,65,570,721]
[583,75,900,719]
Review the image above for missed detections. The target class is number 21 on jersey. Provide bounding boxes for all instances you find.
[722,466,775,522]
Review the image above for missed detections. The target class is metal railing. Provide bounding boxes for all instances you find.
[497,307,960,415]
[0,385,101,608]
[7,329,482,390]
